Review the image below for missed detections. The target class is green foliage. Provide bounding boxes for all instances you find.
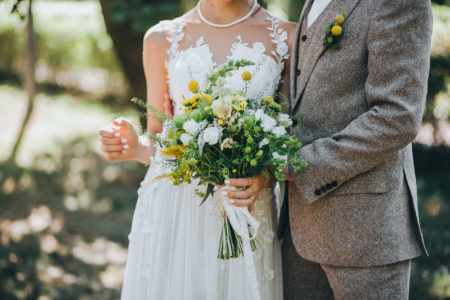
[108,0,181,33]
[424,54,450,123]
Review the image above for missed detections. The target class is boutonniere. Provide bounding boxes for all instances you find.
[318,6,346,58]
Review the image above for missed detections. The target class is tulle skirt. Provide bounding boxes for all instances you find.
[120,158,283,300]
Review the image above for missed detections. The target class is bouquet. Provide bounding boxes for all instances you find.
[138,59,307,260]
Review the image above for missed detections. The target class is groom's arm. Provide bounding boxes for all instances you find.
[292,0,433,204]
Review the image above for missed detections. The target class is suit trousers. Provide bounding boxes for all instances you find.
[282,222,412,300]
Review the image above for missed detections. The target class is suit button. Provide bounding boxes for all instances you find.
[332,181,338,187]
[296,69,301,76]
[301,35,307,41]
[321,186,326,192]
[326,183,332,189]
[314,189,321,196]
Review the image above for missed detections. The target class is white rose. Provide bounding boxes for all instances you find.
[203,127,220,145]
[272,126,286,137]
[278,113,293,127]
[261,114,276,132]
[272,152,288,162]
[254,109,264,121]
[211,97,233,120]
[183,120,200,136]
[180,133,193,146]
[259,138,269,148]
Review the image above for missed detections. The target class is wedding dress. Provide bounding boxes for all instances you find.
[121,13,290,300]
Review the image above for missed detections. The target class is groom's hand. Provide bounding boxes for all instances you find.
[221,175,275,215]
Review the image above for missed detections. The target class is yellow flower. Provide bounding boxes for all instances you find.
[203,94,213,105]
[181,99,192,106]
[192,93,202,101]
[335,14,345,24]
[331,25,343,36]
[241,71,252,81]
[218,119,225,126]
[263,96,274,104]
[161,145,187,159]
[232,169,237,173]
[191,102,199,109]
[188,80,199,92]
[204,106,210,111]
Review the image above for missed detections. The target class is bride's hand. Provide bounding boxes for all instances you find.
[221,175,274,215]
[99,118,143,162]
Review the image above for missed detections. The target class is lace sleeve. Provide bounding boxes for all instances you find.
[266,14,290,66]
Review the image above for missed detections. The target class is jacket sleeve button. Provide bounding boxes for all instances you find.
[332,181,338,187]
[326,183,332,189]
[314,189,321,196]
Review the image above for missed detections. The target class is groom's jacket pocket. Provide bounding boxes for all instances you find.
[328,171,393,196]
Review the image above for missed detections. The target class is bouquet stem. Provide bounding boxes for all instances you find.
[218,217,258,260]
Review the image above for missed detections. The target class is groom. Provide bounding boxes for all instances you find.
[280,0,433,299]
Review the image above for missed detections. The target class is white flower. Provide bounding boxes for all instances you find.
[254,109,264,121]
[261,114,276,132]
[259,138,269,148]
[272,126,286,137]
[276,42,289,57]
[203,127,220,145]
[272,152,288,162]
[180,133,193,146]
[211,96,233,120]
[278,113,293,127]
[183,120,201,136]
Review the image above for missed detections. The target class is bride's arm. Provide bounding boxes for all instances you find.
[99,25,170,165]
[135,26,172,164]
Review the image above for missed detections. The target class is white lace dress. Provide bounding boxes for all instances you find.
[121,15,289,300]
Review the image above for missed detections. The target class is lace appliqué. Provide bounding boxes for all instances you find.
[266,14,290,66]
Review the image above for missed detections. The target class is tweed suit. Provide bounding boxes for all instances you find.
[282,0,433,298]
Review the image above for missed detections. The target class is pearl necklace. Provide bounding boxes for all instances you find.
[197,0,258,28]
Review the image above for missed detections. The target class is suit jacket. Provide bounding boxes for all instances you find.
[285,0,432,267]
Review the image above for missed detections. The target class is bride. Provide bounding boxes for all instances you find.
[99,0,296,299]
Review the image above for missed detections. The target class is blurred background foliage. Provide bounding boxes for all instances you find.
[0,0,449,299]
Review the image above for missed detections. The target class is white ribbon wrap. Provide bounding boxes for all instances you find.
[222,188,261,300]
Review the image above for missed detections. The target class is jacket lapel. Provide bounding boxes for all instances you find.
[291,0,363,113]
[290,0,314,106]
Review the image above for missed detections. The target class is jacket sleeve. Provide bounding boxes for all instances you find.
[292,0,433,204]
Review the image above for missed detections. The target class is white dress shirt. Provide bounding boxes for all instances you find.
[307,0,332,28]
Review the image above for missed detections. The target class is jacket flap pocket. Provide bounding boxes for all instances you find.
[329,171,393,196]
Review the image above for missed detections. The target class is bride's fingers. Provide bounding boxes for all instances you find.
[222,187,255,200]
[102,144,126,152]
[100,137,122,145]
[227,196,255,207]
[226,178,252,188]
[99,128,116,138]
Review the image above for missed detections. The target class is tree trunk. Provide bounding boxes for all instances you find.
[7,0,36,164]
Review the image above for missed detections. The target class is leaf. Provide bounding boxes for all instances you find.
[199,183,215,206]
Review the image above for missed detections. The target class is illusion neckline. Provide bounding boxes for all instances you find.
[170,35,280,68]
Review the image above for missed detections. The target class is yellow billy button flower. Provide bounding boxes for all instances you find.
[232,169,237,173]
[203,94,213,105]
[188,80,199,92]
[218,119,225,126]
[241,71,252,81]
[263,96,274,104]
[335,14,345,24]
[331,25,343,36]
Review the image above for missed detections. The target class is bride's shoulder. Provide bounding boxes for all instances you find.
[143,12,193,50]
[258,9,297,37]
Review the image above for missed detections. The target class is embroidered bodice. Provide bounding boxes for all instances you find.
[163,14,290,115]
